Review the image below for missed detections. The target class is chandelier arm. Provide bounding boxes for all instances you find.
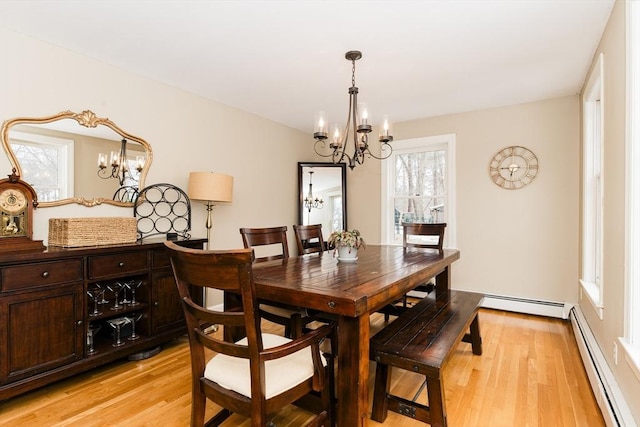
[361,141,394,160]
[313,140,337,158]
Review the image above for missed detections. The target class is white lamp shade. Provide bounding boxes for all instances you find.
[188,172,233,203]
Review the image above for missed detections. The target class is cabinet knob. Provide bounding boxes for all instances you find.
[118,262,125,267]
[77,320,83,326]
[42,271,50,278]
[154,302,159,307]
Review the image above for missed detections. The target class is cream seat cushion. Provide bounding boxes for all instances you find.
[204,333,324,399]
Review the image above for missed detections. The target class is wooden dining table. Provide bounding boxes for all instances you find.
[250,245,461,426]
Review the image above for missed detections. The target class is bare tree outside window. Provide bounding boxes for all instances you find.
[393,150,446,240]
[12,143,62,201]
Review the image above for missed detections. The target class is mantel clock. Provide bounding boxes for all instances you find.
[0,168,45,252]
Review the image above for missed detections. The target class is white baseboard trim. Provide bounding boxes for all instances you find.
[481,293,572,319]
[570,306,636,427]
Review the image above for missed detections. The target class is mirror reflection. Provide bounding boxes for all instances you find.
[0,110,152,207]
[298,162,347,233]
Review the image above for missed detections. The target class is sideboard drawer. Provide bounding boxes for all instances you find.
[88,252,148,279]
[1,259,83,292]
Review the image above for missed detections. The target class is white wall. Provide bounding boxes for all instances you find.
[0,29,311,251]
[344,96,580,305]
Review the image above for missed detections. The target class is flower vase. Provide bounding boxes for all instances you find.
[337,246,358,262]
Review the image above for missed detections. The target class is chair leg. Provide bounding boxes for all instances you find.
[290,312,303,339]
[192,382,207,427]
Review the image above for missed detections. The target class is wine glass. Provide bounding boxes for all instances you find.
[87,323,102,355]
[126,280,143,306]
[95,283,109,305]
[127,313,144,341]
[87,288,103,317]
[107,282,124,311]
[107,317,130,347]
[120,281,131,305]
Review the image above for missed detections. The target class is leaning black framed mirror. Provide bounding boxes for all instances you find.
[0,109,152,207]
[298,162,347,233]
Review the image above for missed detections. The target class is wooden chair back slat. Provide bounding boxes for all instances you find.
[239,226,289,262]
[293,224,326,255]
[402,222,447,253]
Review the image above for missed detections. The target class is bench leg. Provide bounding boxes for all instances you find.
[469,314,482,356]
[371,362,391,422]
[426,376,447,427]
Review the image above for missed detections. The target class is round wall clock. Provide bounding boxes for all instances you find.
[489,146,539,190]
[0,168,45,252]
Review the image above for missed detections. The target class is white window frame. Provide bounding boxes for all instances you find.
[381,134,456,247]
[580,53,605,319]
[619,0,640,380]
[8,130,74,200]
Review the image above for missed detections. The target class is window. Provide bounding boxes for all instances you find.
[381,134,456,246]
[580,53,605,319]
[620,0,640,379]
[6,131,74,202]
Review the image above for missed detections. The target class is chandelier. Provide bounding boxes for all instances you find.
[313,50,393,170]
[303,171,324,212]
[97,138,145,186]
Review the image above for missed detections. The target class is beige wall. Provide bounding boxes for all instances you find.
[344,96,580,304]
[579,1,640,422]
[0,29,311,250]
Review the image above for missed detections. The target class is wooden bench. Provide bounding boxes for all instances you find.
[370,290,484,426]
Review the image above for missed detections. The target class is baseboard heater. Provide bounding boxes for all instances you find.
[570,307,636,427]
[481,293,571,319]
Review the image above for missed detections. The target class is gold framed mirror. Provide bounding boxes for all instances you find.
[0,110,152,207]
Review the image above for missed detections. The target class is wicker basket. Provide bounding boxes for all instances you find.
[48,217,138,247]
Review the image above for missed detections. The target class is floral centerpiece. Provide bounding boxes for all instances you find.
[328,229,365,260]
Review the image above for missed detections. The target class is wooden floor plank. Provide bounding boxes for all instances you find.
[0,308,605,426]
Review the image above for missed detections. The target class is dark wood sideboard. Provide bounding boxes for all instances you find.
[0,237,206,400]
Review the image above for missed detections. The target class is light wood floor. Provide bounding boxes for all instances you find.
[0,308,605,426]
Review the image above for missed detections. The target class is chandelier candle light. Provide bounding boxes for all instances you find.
[313,50,393,170]
[97,138,145,186]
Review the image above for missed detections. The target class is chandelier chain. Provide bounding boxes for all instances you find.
[352,59,356,87]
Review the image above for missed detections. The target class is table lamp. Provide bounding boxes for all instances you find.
[187,172,233,249]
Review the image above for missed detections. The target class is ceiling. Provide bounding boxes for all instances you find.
[0,0,614,134]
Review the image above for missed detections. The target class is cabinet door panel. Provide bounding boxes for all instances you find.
[151,269,185,334]
[2,284,83,383]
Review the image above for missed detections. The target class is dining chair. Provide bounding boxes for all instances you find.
[165,241,335,427]
[380,222,448,321]
[293,224,327,255]
[239,226,317,338]
[403,222,447,254]
[402,222,447,297]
